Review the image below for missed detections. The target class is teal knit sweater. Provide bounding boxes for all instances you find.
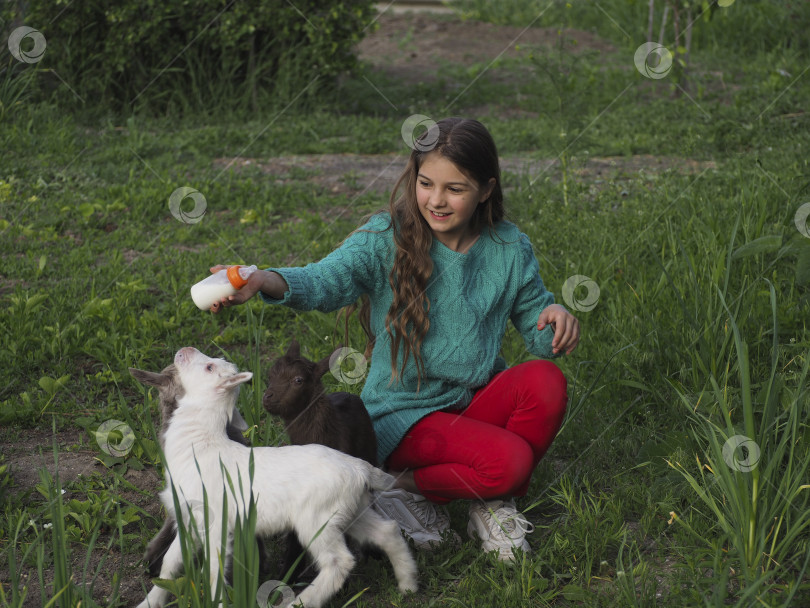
[261,212,560,463]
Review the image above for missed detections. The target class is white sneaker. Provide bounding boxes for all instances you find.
[467,498,534,561]
[372,488,458,549]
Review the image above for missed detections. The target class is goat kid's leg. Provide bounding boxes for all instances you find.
[292,525,355,608]
[281,531,312,582]
[257,536,273,576]
[205,518,228,607]
[143,518,176,577]
[136,536,184,608]
[347,509,418,594]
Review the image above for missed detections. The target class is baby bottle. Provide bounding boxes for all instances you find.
[190,265,257,310]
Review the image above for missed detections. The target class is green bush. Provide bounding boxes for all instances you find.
[1,0,376,114]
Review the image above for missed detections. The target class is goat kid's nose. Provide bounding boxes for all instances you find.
[174,346,198,365]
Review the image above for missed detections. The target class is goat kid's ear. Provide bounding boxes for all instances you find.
[315,353,332,380]
[217,372,253,392]
[285,339,300,359]
[129,368,170,388]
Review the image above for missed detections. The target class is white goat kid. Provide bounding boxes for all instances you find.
[137,347,417,608]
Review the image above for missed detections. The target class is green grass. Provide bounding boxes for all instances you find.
[1,0,810,606]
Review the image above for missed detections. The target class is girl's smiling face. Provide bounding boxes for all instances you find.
[416,152,495,253]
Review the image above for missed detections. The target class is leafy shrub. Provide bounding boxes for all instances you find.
[1,0,376,114]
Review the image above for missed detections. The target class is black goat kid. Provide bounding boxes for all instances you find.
[263,340,377,466]
[263,340,379,580]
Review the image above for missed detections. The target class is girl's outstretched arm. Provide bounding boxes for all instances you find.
[208,213,391,315]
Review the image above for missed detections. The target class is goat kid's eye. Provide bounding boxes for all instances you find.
[206,364,213,372]
[293,377,304,385]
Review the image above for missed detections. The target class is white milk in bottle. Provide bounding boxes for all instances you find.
[190,265,257,310]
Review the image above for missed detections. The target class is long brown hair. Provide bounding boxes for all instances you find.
[342,117,505,388]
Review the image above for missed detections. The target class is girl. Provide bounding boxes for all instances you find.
[211,117,580,561]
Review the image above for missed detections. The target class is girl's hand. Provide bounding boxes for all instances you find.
[537,303,580,355]
[208,265,269,314]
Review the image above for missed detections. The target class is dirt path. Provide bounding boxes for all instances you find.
[357,13,616,84]
[215,153,717,197]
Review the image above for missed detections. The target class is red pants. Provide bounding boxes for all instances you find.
[386,360,568,504]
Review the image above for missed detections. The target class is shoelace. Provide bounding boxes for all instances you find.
[408,496,448,529]
[487,505,535,540]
